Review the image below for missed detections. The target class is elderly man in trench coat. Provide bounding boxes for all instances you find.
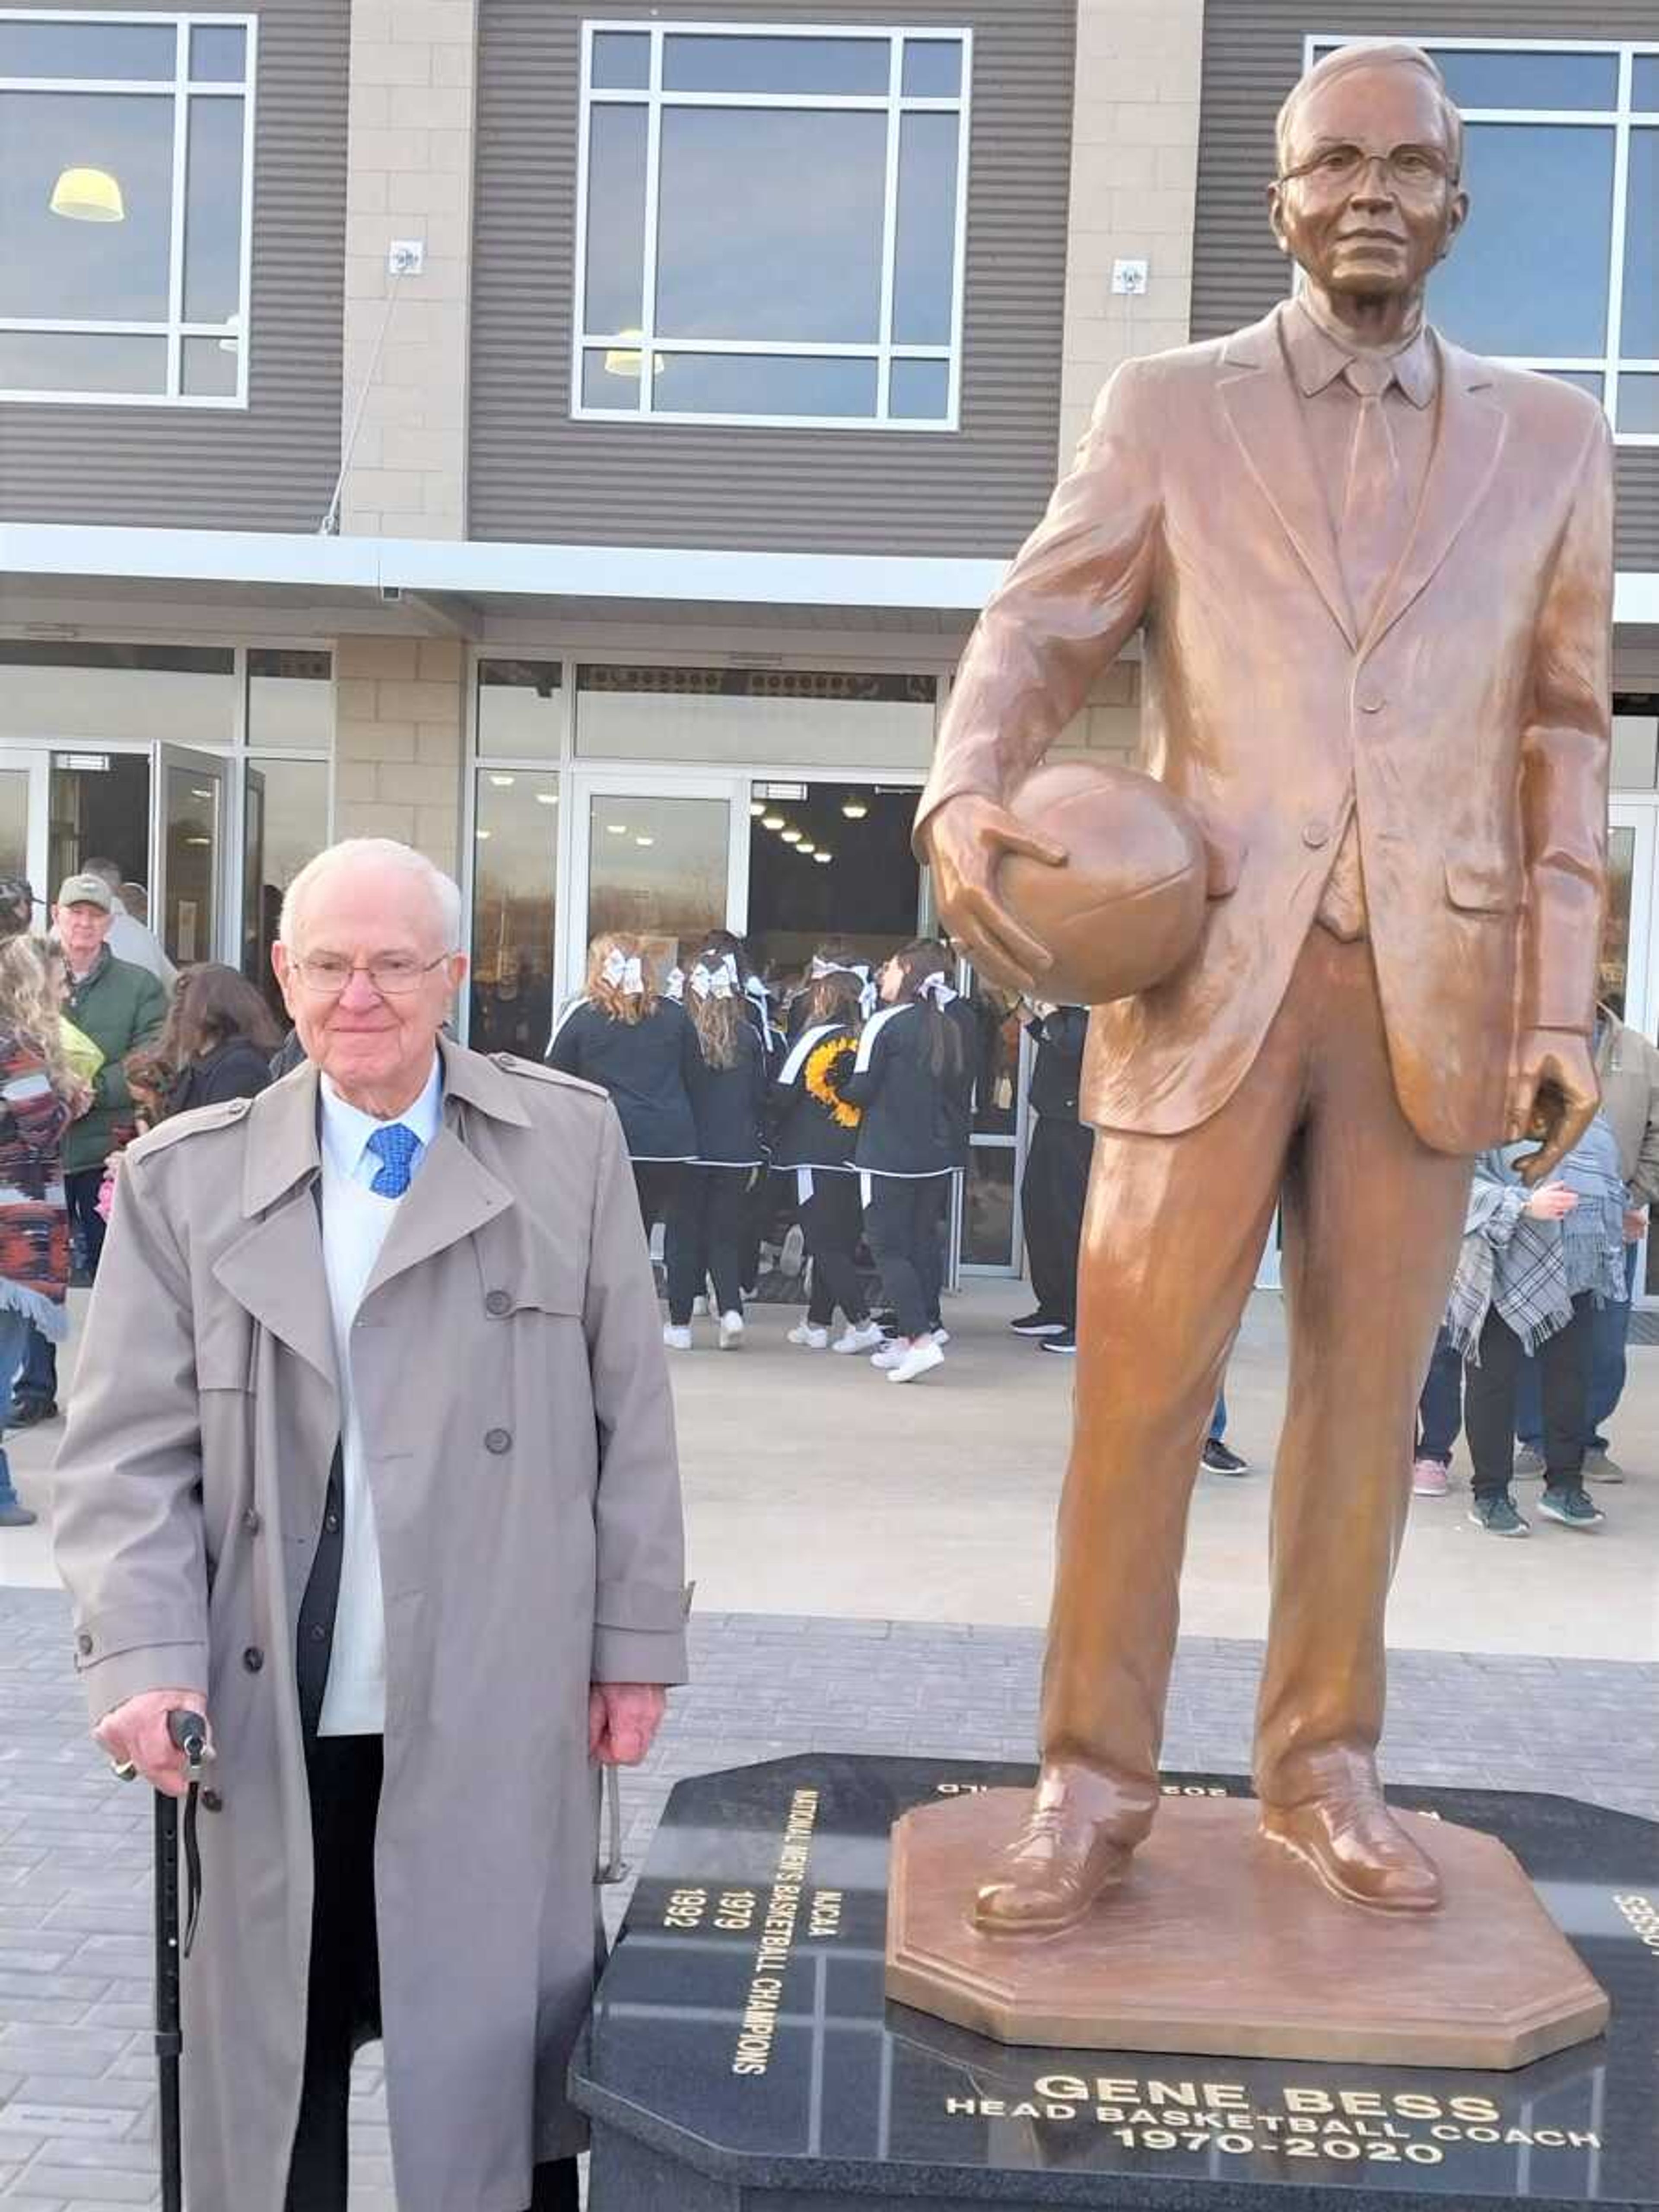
[53,836,688,2212]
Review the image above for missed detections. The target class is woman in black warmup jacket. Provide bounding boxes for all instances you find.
[664,952,769,1351]
[546,932,699,1234]
[842,939,971,1385]
[772,968,884,1354]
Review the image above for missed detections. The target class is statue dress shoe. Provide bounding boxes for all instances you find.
[973,1767,1139,1935]
[1260,1792,1442,1913]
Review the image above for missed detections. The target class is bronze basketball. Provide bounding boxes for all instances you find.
[999,760,1208,1005]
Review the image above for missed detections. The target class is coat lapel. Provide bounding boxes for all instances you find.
[210,1066,338,1388]
[1217,307,1358,648]
[360,1121,515,1304]
[1366,337,1506,651]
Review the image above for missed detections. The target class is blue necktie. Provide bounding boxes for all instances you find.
[366,1123,420,1198]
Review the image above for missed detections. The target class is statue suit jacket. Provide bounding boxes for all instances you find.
[917,302,1615,1154]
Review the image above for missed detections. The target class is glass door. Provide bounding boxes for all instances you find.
[156,745,229,966]
[565,772,745,998]
[0,749,51,919]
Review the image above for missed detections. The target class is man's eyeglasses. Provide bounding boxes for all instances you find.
[290,952,454,997]
[1279,144,1459,192]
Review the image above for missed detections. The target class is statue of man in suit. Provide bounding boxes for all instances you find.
[918,40,1612,1929]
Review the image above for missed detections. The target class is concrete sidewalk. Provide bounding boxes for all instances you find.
[4,1283,1657,1660]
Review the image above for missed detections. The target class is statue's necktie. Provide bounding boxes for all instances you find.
[1338,355,1410,635]
[366,1122,420,1198]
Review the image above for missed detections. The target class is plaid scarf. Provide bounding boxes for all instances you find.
[1445,1150,1573,1362]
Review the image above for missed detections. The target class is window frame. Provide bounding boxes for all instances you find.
[572,17,973,433]
[1304,35,1659,447]
[0,6,258,408]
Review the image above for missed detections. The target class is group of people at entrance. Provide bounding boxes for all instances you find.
[547,929,975,1384]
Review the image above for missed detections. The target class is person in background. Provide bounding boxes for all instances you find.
[1410,1328,1465,1497]
[470,947,555,1061]
[0,936,79,1526]
[1449,1112,1628,1538]
[1202,1389,1251,1477]
[1514,1000,1659,1484]
[842,939,971,1385]
[81,858,176,987]
[547,933,700,1239]
[663,953,769,1351]
[146,963,282,1117]
[1011,1001,1091,1356]
[772,967,883,1354]
[9,874,167,1428]
[0,877,35,941]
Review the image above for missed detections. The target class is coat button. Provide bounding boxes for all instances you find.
[1359,691,1385,714]
[243,1509,261,1535]
[202,1789,223,1814]
[485,1290,512,1316]
[324,1511,340,1534]
[76,1631,93,1656]
[1302,819,1330,849]
[310,1623,327,1643]
[242,1646,264,1673]
[484,1428,512,1455]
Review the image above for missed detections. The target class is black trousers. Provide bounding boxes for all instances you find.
[864,1175,949,1342]
[283,1734,578,2212]
[630,1159,687,1235]
[1020,1115,1093,1326]
[802,1174,869,1328]
[665,1165,750,1322]
[1464,1294,1595,1500]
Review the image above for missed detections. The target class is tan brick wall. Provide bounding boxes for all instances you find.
[334,637,466,873]
[338,0,478,540]
[1059,0,1205,464]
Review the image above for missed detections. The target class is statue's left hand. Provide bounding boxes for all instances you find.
[1506,1030,1599,1185]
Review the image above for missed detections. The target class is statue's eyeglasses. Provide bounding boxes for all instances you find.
[1278,144,1459,192]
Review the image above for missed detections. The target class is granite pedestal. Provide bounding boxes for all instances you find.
[572,1754,1658,2212]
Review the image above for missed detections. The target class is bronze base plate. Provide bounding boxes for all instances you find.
[885,1790,1609,2069]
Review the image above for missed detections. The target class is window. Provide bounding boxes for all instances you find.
[0,10,256,404]
[1308,39,1658,442]
[575,20,971,429]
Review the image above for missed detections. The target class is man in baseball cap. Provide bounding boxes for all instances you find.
[0,879,35,938]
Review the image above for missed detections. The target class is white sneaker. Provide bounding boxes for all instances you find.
[662,1325,692,1351]
[870,1343,906,1370]
[788,1322,830,1350]
[833,1321,885,1354]
[887,1340,945,1385]
[779,1225,806,1275]
[718,1310,745,1350]
[931,1328,950,1346]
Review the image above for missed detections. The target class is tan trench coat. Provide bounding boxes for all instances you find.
[53,1040,688,2212]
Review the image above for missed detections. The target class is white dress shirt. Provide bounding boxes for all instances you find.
[316,1056,443,1735]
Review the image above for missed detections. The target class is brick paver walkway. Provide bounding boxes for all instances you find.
[0,1588,1652,2206]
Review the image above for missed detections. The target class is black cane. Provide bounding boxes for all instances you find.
[155,1710,207,2212]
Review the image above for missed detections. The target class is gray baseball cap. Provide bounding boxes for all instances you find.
[56,873,114,913]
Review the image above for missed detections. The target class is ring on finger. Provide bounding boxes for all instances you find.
[109,1758,138,1782]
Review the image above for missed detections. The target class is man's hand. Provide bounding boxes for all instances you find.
[1523,1181,1578,1222]
[920,795,1066,994]
[94,1689,210,1799]
[1624,1207,1648,1245]
[1506,1030,1599,1186]
[588,1682,666,1767]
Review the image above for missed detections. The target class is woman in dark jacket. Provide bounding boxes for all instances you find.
[841,939,971,1385]
[546,933,700,1234]
[663,951,769,1350]
[140,963,281,1120]
[772,968,883,1354]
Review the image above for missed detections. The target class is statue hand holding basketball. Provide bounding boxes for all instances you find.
[922,794,1065,993]
[1507,1029,1599,1185]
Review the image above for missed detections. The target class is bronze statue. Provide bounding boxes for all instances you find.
[919,40,1613,1932]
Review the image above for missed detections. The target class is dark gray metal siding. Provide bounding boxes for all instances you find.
[0,0,347,533]
[1192,0,1659,571]
[470,0,1074,558]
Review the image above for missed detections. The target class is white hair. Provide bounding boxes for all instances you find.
[279,838,463,953]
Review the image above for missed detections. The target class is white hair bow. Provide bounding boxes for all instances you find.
[917,971,956,1008]
[621,956,645,995]
[664,966,686,1001]
[601,948,628,987]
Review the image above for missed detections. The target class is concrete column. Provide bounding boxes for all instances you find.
[334,636,466,874]
[1059,0,1205,464]
[337,0,479,540]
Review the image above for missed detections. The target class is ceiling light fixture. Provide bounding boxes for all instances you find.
[606,822,627,834]
[635,834,655,847]
[761,812,785,830]
[749,800,766,817]
[489,773,515,788]
[814,851,832,864]
[534,791,558,806]
[49,166,124,222]
[798,842,816,856]
[841,798,868,819]
[781,827,801,844]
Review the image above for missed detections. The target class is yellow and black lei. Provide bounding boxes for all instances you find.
[804,1033,861,1130]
